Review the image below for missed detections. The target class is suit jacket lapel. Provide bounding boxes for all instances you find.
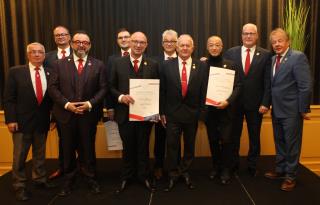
[67,56,77,89]
[172,59,181,90]
[249,47,261,74]
[272,48,292,82]
[236,47,244,75]
[188,60,197,87]
[83,57,93,85]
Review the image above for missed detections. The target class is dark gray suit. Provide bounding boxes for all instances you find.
[160,58,207,178]
[224,46,271,170]
[4,65,52,190]
[271,48,312,180]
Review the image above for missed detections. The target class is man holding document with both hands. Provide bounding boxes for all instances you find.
[204,36,241,184]
[109,31,159,193]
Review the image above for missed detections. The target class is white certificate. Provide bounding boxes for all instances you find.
[129,79,159,121]
[104,121,123,150]
[206,66,235,106]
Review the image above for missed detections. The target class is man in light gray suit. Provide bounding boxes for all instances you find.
[264,28,312,192]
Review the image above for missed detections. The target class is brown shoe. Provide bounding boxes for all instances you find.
[264,171,285,180]
[154,168,163,180]
[281,179,296,191]
[48,169,63,180]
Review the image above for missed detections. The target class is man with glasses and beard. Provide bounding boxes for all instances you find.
[48,31,107,196]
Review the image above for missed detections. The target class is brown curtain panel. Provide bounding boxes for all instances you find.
[0,0,319,108]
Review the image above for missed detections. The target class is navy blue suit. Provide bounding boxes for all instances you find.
[271,48,312,180]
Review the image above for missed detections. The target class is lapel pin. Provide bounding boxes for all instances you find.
[68,58,71,61]
[223,64,227,68]
[284,58,287,62]
[144,61,147,66]
[46,72,50,75]
[256,52,260,56]
[88,61,92,66]
[192,64,196,69]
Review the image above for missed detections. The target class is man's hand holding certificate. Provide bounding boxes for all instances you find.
[206,66,235,108]
[129,79,160,121]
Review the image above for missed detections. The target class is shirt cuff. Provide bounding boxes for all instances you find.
[64,102,70,109]
[118,94,124,103]
[86,101,92,112]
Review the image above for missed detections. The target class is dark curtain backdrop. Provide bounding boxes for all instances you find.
[0,0,319,108]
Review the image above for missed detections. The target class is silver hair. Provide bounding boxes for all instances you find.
[242,23,258,33]
[162,29,178,41]
[26,42,45,53]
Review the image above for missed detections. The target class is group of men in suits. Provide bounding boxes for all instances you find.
[3,23,312,201]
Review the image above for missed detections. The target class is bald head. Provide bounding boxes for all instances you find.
[130,31,148,59]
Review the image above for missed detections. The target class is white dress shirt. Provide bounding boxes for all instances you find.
[29,63,47,97]
[241,45,256,72]
[178,57,192,84]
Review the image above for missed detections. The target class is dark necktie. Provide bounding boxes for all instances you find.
[275,54,282,72]
[244,48,251,75]
[181,61,188,97]
[133,59,139,73]
[123,51,129,57]
[35,67,43,105]
[78,58,84,75]
[167,57,174,60]
[61,49,66,59]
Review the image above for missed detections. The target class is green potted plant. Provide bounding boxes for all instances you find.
[282,0,310,51]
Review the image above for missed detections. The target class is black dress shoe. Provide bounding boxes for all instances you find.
[248,167,258,177]
[183,176,195,190]
[220,168,231,185]
[144,179,156,192]
[115,180,127,194]
[164,179,175,192]
[209,169,219,180]
[88,179,101,194]
[15,188,30,201]
[34,181,57,189]
[58,186,71,197]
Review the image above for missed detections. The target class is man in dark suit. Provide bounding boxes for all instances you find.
[44,26,72,180]
[105,28,131,120]
[224,23,271,176]
[161,34,207,191]
[48,31,107,196]
[4,42,54,201]
[44,26,72,69]
[204,36,242,184]
[110,31,159,193]
[152,29,178,180]
[264,28,312,191]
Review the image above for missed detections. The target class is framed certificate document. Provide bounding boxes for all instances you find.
[206,66,235,106]
[129,79,160,121]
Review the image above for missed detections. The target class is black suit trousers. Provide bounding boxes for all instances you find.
[166,121,198,178]
[233,105,263,169]
[118,121,153,181]
[59,114,98,181]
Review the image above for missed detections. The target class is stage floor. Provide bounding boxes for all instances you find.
[0,157,319,205]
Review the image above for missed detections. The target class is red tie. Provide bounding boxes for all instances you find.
[123,51,129,57]
[78,58,84,75]
[35,67,43,105]
[244,48,251,75]
[181,61,188,97]
[133,59,139,72]
[275,54,282,72]
[61,49,66,59]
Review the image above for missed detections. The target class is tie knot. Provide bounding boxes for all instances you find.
[78,58,83,63]
[167,57,174,60]
[35,67,40,71]
[246,48,250,52]
[182,61,187,65]
[277,54,282,59]
[133,59,139,64]
[123,51,129,56]
[61,50,66,54]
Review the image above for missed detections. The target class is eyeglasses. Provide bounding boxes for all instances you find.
[118,36,130,40]
[163,40,177,44]
[242,32,257,36]
[131,40,147,45]
[28,50,45,55]
[54,33,69,38]
[72,40,91,46]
